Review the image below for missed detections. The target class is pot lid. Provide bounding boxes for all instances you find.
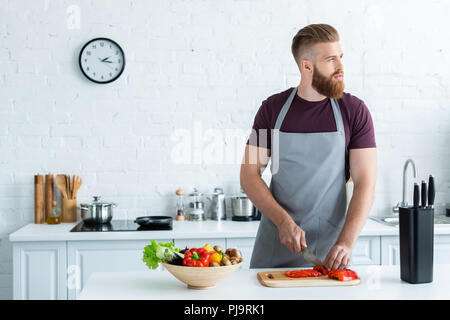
[189,188,203,197]
[80,196,116,207]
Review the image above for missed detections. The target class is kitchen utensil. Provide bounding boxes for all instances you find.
[161,261,243,290]
[231,189,261,221]
[134,216,173,230]
[56,174,68,199]
[399,205,434,284]
[428,175,435,209]
[413,183,419,208]
[208,187,226,221]
[257,270,361,288]
[72,176,82,199]
[80,196,117,225]
[45,174,54,220]
[421,180,427,208]
[302,248,324,266]
[34,174,44,224]
[71,175,75,199]
[65,175,70,198]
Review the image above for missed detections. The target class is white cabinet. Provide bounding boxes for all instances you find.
[13,241,67,300]
[381,235,450,265]
[351,236,381,265]
[381,236,401,265]
[67,240,167,300]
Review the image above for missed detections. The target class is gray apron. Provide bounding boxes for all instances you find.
[250,87,347,268]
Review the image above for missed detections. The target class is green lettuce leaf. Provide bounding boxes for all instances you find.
[142,240,182,270]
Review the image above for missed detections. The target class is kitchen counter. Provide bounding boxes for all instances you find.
[8,218,450,242]
[78,264,450,300]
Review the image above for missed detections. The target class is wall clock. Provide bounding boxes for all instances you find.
[79,37,125,84]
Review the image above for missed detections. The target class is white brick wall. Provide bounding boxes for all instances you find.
[1,0,450,299]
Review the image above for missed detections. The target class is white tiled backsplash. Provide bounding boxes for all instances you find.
[1,0,450,299]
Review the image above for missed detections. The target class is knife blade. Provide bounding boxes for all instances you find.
[302,248,324,266]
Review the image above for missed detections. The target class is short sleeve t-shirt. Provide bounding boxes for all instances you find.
[246,88,376,182]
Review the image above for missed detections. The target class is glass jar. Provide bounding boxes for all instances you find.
[47,200,61,224]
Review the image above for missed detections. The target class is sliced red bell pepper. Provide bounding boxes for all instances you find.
[313,265,329,275]
[182,248,212,267]
[328,269,359,281]
[285,269,322,278]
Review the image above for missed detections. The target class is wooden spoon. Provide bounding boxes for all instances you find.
[73,176,82,199]
[71,175,75,199]
[65,175,71,199]
[56,174,68,199]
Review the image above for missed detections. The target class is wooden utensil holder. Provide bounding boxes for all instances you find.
[61,197,78,223]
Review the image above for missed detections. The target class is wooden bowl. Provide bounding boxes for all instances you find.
[161,262,243,290]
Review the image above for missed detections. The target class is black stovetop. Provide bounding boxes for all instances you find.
[70,219,173,232]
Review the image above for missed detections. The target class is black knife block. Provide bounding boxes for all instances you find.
[399,206,434,284]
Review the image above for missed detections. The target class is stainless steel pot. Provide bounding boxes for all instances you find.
[80,196,117,224]
[231,196,255,217]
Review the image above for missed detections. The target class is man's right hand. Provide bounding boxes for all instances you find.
[277,218,307,254]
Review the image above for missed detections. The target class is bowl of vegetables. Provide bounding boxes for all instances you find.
[143,240,244,289]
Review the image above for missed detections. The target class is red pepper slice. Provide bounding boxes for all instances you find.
[328,269,359,281]
[182,248,212,267]
[313,265,329,275]
[285,269,322,278]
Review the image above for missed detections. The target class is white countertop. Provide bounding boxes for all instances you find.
[78,264,450,300]
[8,218,450,242]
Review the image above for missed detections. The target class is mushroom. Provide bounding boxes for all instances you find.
[213,245,223,252]
[221,256,231,266]
[229,248,242,260]
[210,261,220,267]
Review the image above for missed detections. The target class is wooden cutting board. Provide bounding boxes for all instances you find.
[257,270,361,288]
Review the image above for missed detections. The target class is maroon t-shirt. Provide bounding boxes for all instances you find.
[246,87,376,182]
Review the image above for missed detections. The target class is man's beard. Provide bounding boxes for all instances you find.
[311,66,345,99]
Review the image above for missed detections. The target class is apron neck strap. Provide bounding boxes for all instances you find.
[274,87,345,134]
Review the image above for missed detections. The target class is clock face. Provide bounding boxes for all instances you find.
[79,38,125,84]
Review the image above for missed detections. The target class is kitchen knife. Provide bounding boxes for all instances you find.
[428,175,435,209]
[421,180,427,208]
[302,248,324,266]
[413,183,419,209]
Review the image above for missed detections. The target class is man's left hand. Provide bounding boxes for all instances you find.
[323,243,352,270]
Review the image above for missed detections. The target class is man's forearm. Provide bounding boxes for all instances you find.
[336,184,375,249]
[240,172,291,228]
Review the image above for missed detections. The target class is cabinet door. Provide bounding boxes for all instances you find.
[67,240,170,300]
[381,236,401,265]
[351,236,381,265]
[226,238,255,269]
[13,242,67,300]
[381,235,450,265]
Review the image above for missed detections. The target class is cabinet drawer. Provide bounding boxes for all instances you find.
[351,236,381,265]
[381,235,450,265]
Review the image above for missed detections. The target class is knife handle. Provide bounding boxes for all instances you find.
[413,183,419,209]
[428,175,435,208]
[421,180,427,208]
